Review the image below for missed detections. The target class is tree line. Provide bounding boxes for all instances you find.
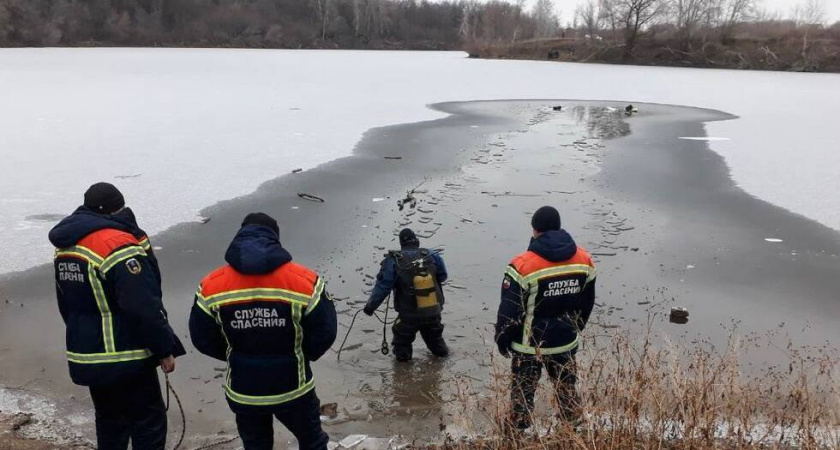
[569,0,837,56]
[0,0,556,49]
[470,0,839,72]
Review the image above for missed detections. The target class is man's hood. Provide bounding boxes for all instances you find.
[225,225,292,275]
[48,206,143,248]
[528,229,578,263]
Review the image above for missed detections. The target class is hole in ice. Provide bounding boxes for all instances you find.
[678,137,731,141]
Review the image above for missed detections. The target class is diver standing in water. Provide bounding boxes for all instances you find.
[363,228,449,362]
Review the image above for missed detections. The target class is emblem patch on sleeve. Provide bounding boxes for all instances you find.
[502,276,512,290]
[126,258,142,275]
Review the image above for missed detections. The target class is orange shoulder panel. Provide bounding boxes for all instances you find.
[77,229,140,258]
[511,251,554,276]
[200,263,319,298]
[511,246,595,276]
[273,262,318,296]
[573,246,595,268]
[199,267,237,296]
[199,266,232,296]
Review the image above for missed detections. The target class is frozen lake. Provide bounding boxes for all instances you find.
[1,49,839,274]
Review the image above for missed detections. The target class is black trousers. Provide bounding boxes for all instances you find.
[89,368,167,450]
[392,315,449,361]
[233,390,328,450]
[510,351,579,429]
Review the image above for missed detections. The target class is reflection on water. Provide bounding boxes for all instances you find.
[571,106,632,139]
[374,358,445,418]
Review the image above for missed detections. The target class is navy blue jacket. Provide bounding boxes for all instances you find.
[495,230,596,356]
[50,207,185,386]
[189,226,337,410]
[365,246,448,316]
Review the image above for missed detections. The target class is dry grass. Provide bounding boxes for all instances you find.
[429,312,840,450]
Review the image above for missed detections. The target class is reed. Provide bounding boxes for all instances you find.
[431,311,840,450]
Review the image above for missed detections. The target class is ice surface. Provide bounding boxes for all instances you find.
[678,137,731,141]
[338,434,368,448]
[1,49,839,274]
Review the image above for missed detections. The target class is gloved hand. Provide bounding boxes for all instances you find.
[363,303,375,316]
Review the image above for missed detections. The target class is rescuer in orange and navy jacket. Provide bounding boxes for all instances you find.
[495,206,596,429]
[189,213,337,450]
[49,182,185,450]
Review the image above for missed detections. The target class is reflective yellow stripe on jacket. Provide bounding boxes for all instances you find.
[525,264,595,285]
[304,278,325,316]
[100,245,147,275]
[197,281,319,406]
[292,304,306,388]
[88,264,116,353]
[55,245,104,267]
[66,349,153,364]
[204,287,312,309]
[512,337,581,355]
[224,378,316,406]
[512,263,594,355]
[57,245,152,364]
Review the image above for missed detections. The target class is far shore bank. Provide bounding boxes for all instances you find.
[466,39,840,74]
[4,44,839,74]
[1,99,839,448]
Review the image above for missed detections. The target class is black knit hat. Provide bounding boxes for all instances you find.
[84,182,125,214]
[399,228,419,248]
[531,206,561,233]
[242,212,279,236]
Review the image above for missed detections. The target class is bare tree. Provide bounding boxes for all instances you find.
[310,0,332,40]
[0,1,11,43]
[352,0,361,35]
[751,5,781,22]
[672,0,710,46]
[715,0,757,41]
[513,0,526,41]
[599,0,621,43]
[792,0,827,66]
[532,0,558,38]
[576,0,602,38]
[459,0,476,40]
[792,0,826,27]
[361,0,384,38]
[608,0,666,58]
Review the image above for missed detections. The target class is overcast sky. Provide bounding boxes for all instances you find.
[553,0,840,24]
